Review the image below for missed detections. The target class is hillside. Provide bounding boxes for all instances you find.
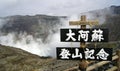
[0,44,78,71]
[0,44,51,71]
[97,15,120,41]
[0,5,120,71]
[83,5,120,41]
[93,6,120,41]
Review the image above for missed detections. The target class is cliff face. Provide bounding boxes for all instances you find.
[0,15,66,42]
[110,5,120,14]
[83,5,120,41]
[94,6,120,41]
[0,6,120,42]
[100,15,120,41]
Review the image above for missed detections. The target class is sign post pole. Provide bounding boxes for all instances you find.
[69,15,98,70]
[79,15,88,71]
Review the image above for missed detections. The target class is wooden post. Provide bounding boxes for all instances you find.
[79,15,88,71]
[69,15,98,71]
[117,50,120,71]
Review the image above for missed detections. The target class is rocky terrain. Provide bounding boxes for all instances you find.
[0,44,78,71]
[0,5,120,71]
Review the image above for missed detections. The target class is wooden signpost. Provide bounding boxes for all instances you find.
[57,15,112,71]
[70,15,98,70]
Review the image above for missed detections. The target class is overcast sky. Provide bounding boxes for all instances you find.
[0,0,120,17]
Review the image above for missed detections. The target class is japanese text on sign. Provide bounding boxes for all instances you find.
[57,47,112,61]
[60,29,108,42]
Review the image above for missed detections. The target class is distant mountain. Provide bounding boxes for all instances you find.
[82,5,120,41]
[90,5,120,15]
[0,5,120,42]
[110,5,120,14]
[94,6,120,41]
[0,15,67,42]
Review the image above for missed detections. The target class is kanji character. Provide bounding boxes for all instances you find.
[66,29,76,41]
[96,48,109,60]
[91,29,104,42]
[72,48,82,58]
[59,48,71,59]
[78,30,89,41]
[84,48,95,59]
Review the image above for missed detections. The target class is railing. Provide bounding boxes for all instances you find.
[64,50,120,71]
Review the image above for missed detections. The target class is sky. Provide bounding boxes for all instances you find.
[0,0,120,17]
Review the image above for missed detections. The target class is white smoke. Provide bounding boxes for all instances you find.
[0,33,51,56]
[0,5,114,57]
[0,18,80,57]
[0,19,6,29]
